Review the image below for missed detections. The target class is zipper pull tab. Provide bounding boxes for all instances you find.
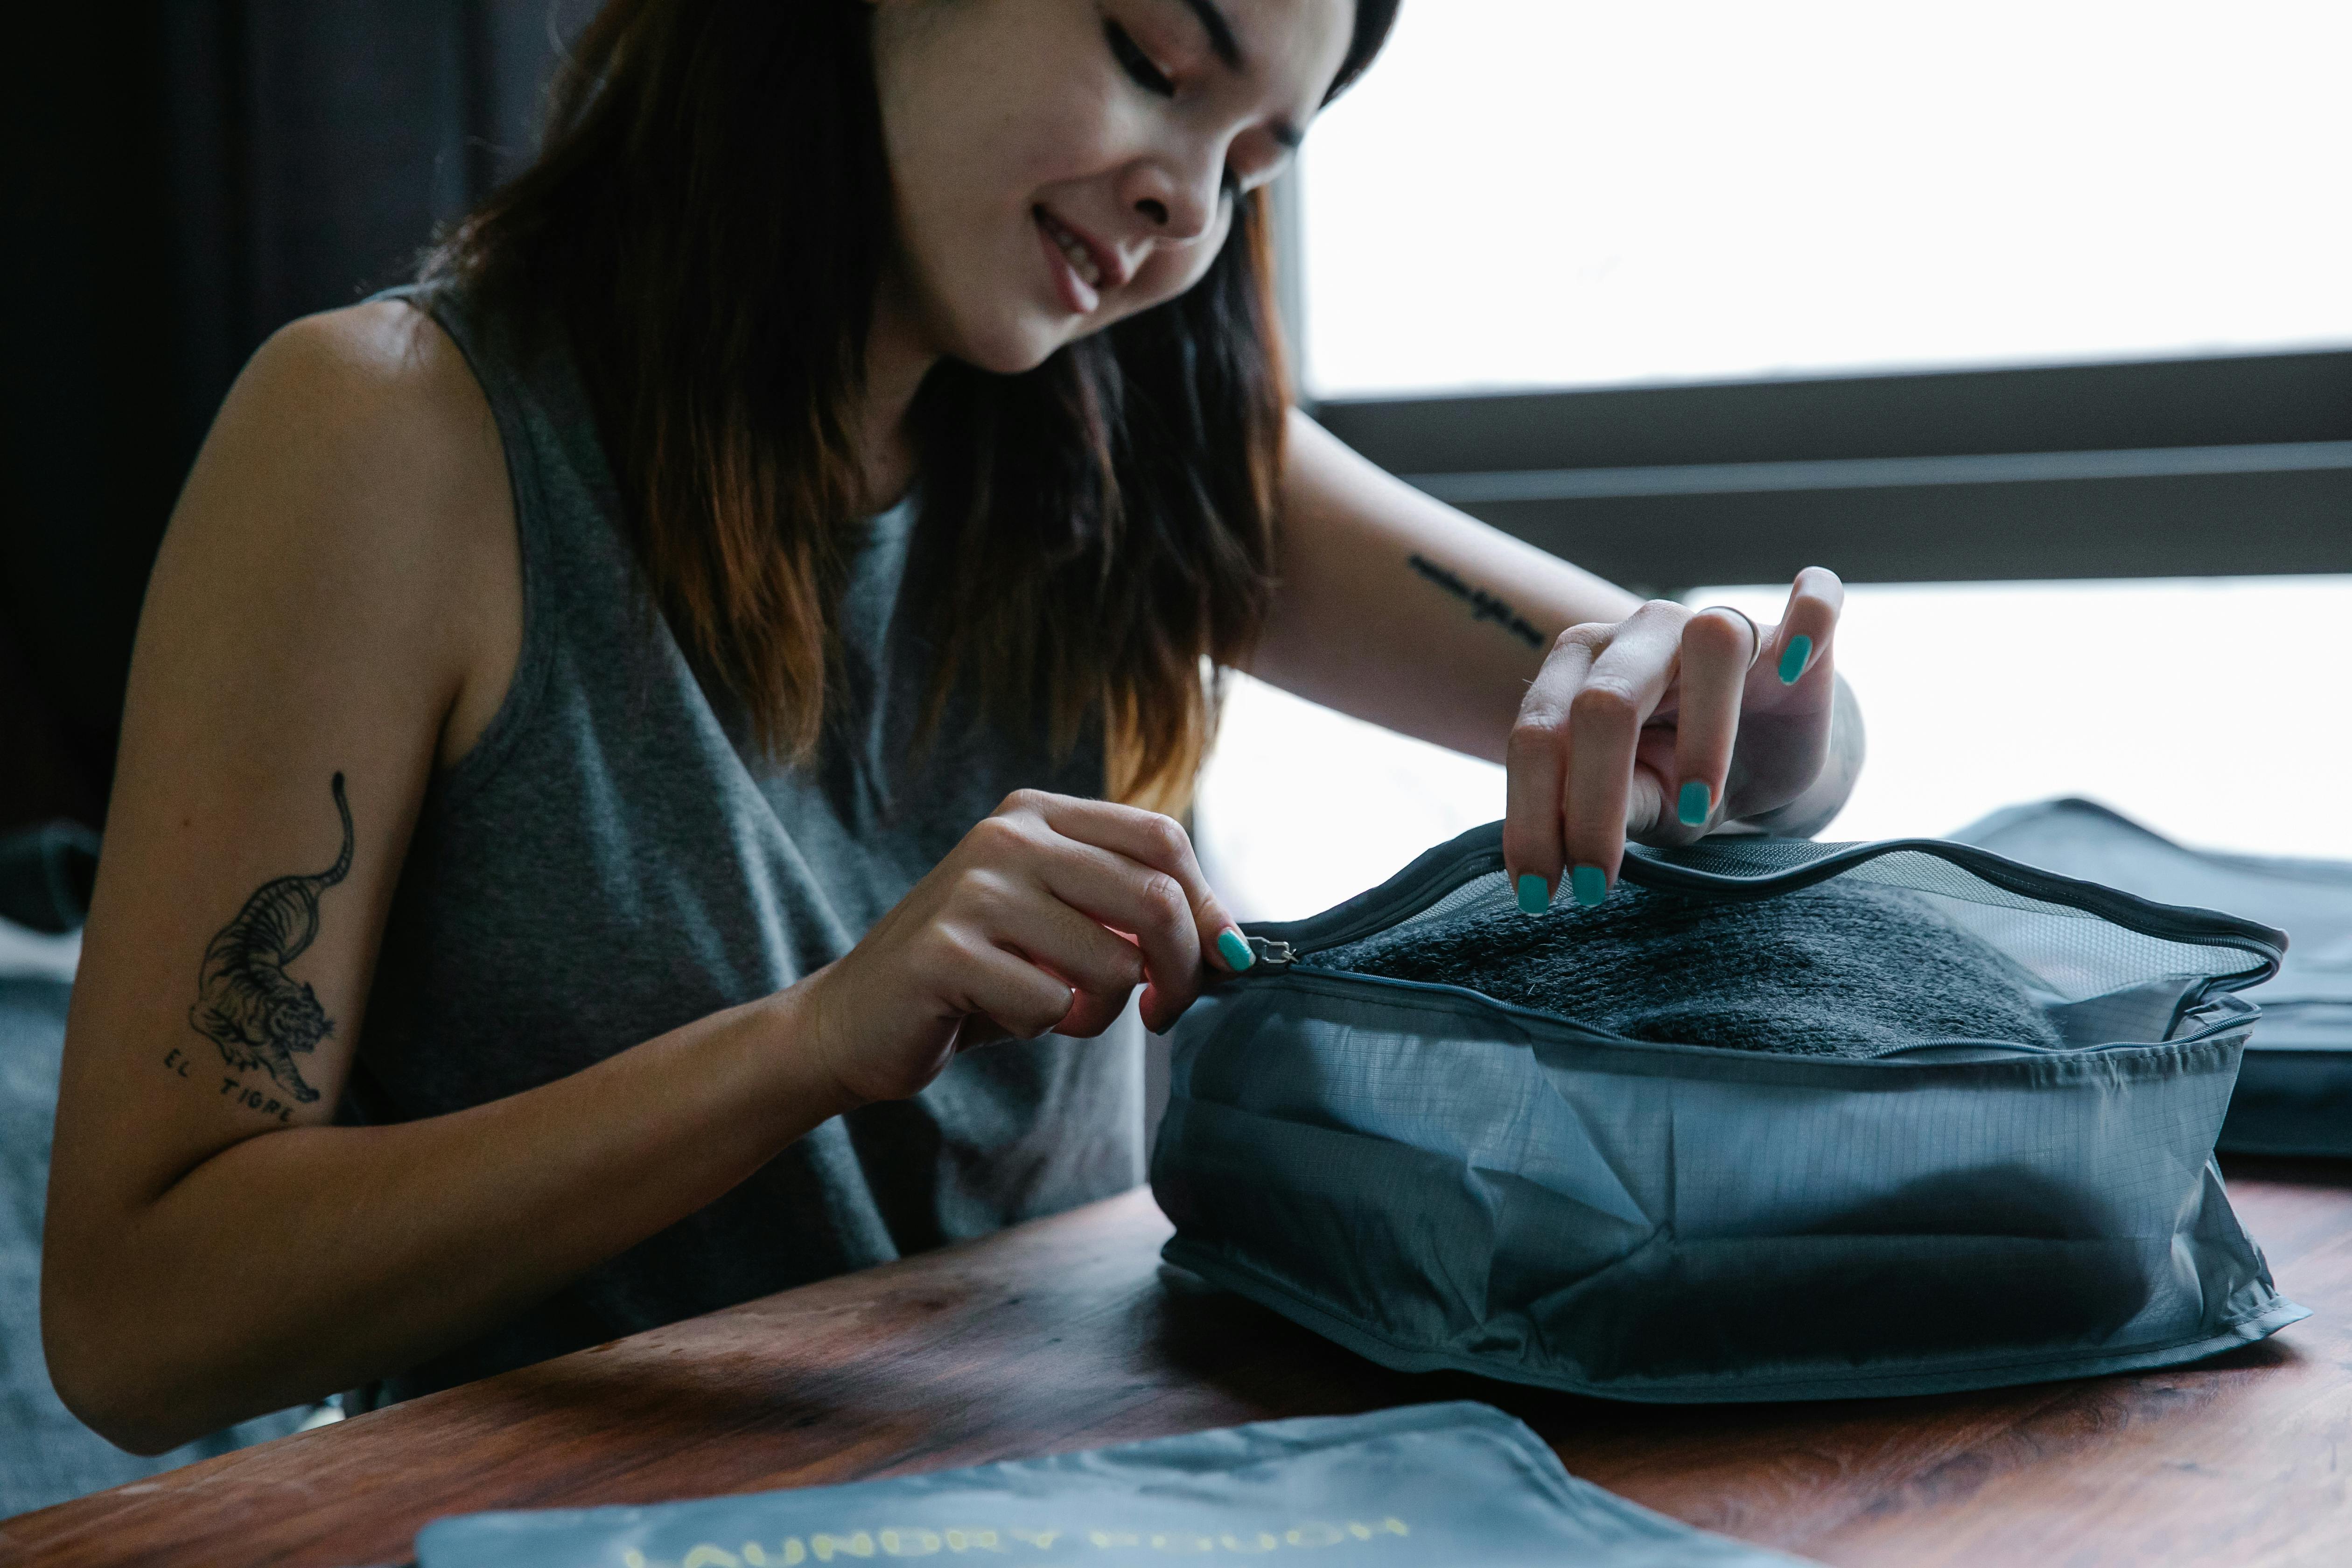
[1245,937,1296,973]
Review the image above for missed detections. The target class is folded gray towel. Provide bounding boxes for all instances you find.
[1320,880,2063,1057]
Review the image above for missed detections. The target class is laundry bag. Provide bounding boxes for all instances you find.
[1151,822,2306,1403]
[416,1402,1812,1568]
[1957,797,2352,1157]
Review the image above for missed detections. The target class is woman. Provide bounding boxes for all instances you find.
[44,0,1858,1454]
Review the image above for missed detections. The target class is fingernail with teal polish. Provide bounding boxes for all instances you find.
[1217,929,1255,973]
[1678,780,1711,827]
[1516,874,1551,914]
[1571,864,1609,907]
[1778,634,1813,686]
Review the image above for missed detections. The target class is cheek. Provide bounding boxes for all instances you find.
[900,94,1119,322]
[895,21,1124,212]
[881,47,1074,263]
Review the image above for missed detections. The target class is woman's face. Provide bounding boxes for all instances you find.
[870,0,1354,374]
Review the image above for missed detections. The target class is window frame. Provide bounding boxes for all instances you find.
[1273,193,2352,595]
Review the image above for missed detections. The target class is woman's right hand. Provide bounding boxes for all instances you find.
[798,791,1247,1106]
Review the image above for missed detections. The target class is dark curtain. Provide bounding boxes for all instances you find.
[1,1,583,833]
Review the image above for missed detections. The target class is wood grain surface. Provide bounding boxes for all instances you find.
[4,1157,2346,1568]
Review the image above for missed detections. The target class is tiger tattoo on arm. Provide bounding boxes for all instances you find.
[185,772,354,1108]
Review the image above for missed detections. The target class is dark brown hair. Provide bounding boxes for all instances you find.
[433,0,1398,810]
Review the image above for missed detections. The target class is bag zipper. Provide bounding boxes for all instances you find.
[1229,822,2287,993]
[1246,936,1297,973]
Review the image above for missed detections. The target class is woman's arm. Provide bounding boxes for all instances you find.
[1257,410,1862,881]
[45,307,1246,1453]
[1251,413,1637,762]
[40,304,846,1452]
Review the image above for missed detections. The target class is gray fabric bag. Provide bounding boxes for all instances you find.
[1956,797,2352,1157]
[1152,823,2305,1404]
[415,1401,1813,1567]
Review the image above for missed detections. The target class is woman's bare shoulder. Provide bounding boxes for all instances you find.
[165,296,523,764]
[235,298,504,505]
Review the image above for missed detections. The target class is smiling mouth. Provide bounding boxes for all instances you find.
[1035,206,1106,290]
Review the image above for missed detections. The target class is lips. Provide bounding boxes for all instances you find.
[1037,207,1105,289]
[1034,206,1128,314]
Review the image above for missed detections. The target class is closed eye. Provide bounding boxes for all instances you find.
[1105,19,1176,97]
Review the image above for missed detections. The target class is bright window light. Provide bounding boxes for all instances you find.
[1197,579,2352,922]
[1299,1,2352,396]
[1197,675,1504,922]
[1204,7,2352,919]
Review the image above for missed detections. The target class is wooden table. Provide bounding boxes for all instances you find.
[7,1157,2349,1568]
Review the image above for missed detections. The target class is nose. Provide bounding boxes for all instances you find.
[1121,153,1219,245]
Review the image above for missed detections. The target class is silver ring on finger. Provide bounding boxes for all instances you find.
[1697,605,1764,669]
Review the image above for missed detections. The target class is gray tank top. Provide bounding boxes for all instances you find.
[351,285,1142,1401]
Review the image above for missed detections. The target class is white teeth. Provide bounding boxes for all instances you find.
[1042,213,1103,289]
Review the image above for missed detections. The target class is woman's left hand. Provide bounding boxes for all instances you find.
[1502,567,1846,910]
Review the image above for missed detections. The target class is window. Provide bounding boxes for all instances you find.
[1200,575,2352,921]
[1297,0,2352,397]
[1196,4,2352,921]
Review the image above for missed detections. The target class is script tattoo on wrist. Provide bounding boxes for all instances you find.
[177,773,354,1120]
[1406,554,1546,651]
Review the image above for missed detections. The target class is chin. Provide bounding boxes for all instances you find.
[943,305,1087,378]
[955,333,1066,377]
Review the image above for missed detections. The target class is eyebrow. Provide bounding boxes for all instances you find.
[1179,0,1243,69]
[1178,0,1306,151]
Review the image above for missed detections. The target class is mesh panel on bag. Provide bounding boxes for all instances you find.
[1393,870,1519,929]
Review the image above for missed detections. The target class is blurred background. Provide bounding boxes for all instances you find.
[1199,0,2352,917]
[3,1,588,835]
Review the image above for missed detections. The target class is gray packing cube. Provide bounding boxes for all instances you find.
[1956,797,2352,1157]
[1151,822,2306,1404]
[414,1401,1814,1567]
